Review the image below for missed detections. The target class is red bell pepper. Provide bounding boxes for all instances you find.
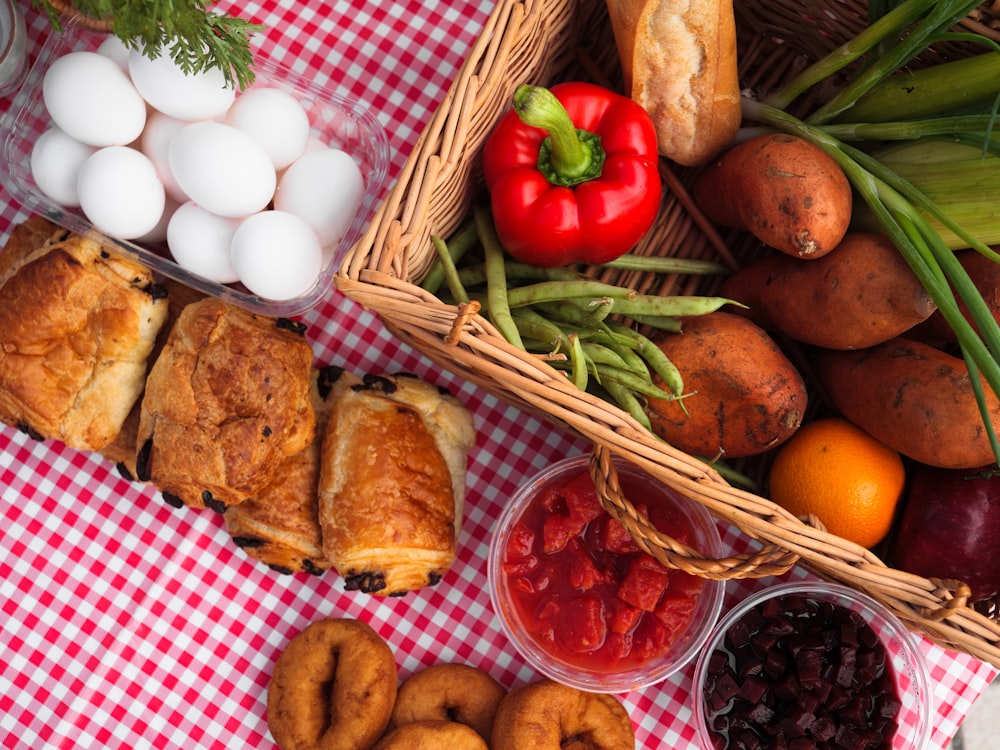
[481,82,662,268]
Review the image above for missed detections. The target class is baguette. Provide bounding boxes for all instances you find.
[605,0,741,166]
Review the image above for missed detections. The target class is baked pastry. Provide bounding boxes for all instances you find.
[100,278,209,481]
[318,372,476,596]
[135,297,316,512]
[225,365,360,574]
[604,0,741,166]
[0,217,168,451]
[267,617,398,750]
[389,663,506,741]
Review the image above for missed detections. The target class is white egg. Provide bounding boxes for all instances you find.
[42,51,147,147]
[77,146,165,239]
[169,121,276,218]
[141,110,191,203]
[230,210,323,300]
[224,87,311,170]
[166,202,241,283]
[134,194,181,244]
[274,148,365,248]
[96,35,131,70]
[128,48,236,121]
[30,126,96,206]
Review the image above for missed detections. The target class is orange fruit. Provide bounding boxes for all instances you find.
[767,417,905,549]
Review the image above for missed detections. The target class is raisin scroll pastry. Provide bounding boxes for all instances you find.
[0,217,168,451]
[319,372,477,596]
[225,365,361,575]
[136,297,316,512]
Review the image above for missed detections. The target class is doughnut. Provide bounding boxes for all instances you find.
[266,618,398,750]
[389,663,506,740]
[490,679,635,750]
[373,720,489,750]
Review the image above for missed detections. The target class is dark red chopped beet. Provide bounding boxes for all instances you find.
[702,593,900,750]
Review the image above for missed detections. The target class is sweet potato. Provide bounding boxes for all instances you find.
[913,248,1000,346]
[692,133,852,259]
[718,232,936,349]
[816,337,1000,469]
[644,311,808,458]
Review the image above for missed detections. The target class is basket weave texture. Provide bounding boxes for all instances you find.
[337,0,1000,668]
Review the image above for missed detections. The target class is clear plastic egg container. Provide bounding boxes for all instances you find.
[0,19,390,317]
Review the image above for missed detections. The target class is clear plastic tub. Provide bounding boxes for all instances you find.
[488,454,725,693]
[0,20,390,317]
[692,580,933,750]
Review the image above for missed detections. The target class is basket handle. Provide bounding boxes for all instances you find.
[589,444,801,580]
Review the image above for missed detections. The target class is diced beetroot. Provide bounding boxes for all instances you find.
[763,649,788,680]
[555,595,606,653]
[618,556,670,612]
[837,696,869,729]
[736,729,762,750]
[737,674,769,704]
[797,690,821,715]
[750,631,778,658]
[543,513,586,553]
[787,738,819,750]
[708,650,730,675]
[772,672,800,702]
[739,657,765,680]
[832,662,855,688]
[726,618,754,650]
[764,615,796,638]
[810,715,836,742]
[795,649,823,688]
[713,669,741,702]
[834,724,875,750]
[875,692,901,719]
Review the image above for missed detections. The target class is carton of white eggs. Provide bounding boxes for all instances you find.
[0,20,390,316]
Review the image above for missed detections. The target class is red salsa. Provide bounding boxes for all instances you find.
[501,467,706,672]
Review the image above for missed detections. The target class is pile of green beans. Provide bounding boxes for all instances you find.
[421,203,736,432]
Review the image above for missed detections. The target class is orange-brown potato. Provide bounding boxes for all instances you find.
[815,337,1000,469]
[644,311,808,458]
[718,232,936,349]
[912,248,1000,346]
[692,133,852,259]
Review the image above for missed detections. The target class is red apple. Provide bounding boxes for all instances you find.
[888,464,1000,602]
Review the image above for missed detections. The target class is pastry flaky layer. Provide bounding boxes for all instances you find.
[0,217,169,451]
[136,296,317,512]
[224,365,361,576]
[318,373,477,597]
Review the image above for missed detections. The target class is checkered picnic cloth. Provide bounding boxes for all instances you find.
[0,1,995,748]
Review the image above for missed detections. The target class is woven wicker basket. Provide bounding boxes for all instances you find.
[337,0,1000,668]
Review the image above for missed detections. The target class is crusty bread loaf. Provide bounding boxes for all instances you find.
[0,217,169,451]
[136,297,316,512]
[604,0,741,166]
[318,373,476,596]
[225,365,361,575]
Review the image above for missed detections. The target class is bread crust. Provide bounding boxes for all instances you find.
[605,0,741,166]
[318,373,476,596]
[0,218,168,451]
[136,297,316,511]
[225,366,361,574]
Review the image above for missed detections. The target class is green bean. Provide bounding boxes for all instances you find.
[457,262,588,287]
[475,203,524,349]
[580,342,645,374]
[511,308,564,348]
[626,313,682,333]
[567,334,588,391]
[506,280,637,308]
[609,294,737,318]
[422,219,479,295]
[599,253,732,275]
[606,321,685,399]
[592,364,675,401]
[582,296,614,321]
[533,301,613,333]
[603,380,653,431]
[430,235,469,304]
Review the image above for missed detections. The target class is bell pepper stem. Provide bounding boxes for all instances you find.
[513,84,605,186]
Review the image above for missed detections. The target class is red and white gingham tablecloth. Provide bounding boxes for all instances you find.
[0,2,996,748]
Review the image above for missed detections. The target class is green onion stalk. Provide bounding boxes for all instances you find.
[744,0,1000,464]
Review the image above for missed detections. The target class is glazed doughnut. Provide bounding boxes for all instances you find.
[373,720,489,750]
[389,663,506,740]
[267,618,398,750]
[490,679,635,750]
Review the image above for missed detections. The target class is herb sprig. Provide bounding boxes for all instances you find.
[33,0,262,90]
